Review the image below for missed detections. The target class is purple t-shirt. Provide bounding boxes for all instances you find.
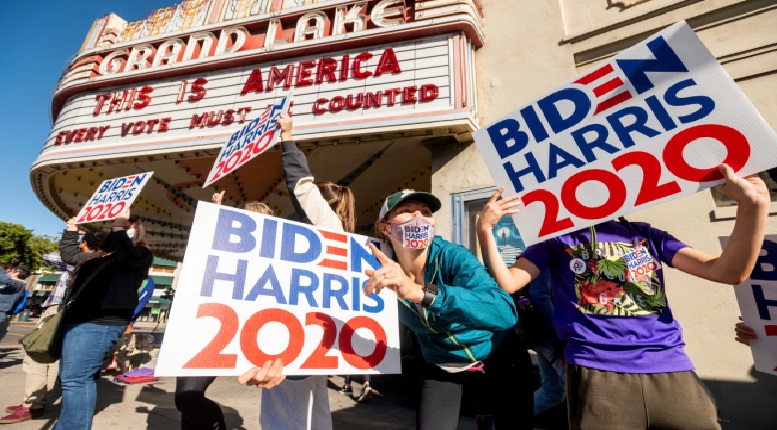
[521,220,694,374]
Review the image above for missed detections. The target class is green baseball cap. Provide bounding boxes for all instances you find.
[379,189,442,219]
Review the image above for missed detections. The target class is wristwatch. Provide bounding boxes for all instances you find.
[421,282,438,308]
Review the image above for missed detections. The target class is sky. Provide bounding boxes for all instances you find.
[0,0,176,238]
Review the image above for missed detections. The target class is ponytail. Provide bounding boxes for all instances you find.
[317,182,356,233]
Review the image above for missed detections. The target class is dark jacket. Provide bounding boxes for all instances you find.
[59,230,95,266]
[64,230,153,325]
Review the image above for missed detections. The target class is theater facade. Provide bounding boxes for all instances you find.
[31,0,777,426]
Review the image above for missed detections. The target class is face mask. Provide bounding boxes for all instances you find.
[389,217,434,249]
[126,228,136,239]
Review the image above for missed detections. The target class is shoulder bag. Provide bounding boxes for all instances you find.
[21,260,109,363]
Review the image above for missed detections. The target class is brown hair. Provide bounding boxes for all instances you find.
[317,181,355,233]
[243,201,274,215]
[128,219,148,248]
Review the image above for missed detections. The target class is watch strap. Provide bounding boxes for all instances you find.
[421,282,438,308]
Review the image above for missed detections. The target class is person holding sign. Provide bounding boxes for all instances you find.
[176,191,280,430]
[238,112,356,430]
[476,163,769,429]
[735,316,758,346]
[364,190,532,430]
[54,209,153,430]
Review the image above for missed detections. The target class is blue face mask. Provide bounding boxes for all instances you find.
[127,228,136,240]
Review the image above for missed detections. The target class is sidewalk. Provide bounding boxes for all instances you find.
[0,322,477,430]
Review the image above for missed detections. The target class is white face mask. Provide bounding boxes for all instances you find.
[389,217,434,249]
[126,228,136,239]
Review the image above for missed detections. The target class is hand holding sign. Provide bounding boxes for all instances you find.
[735,316,757,346]
[365,243,422,303]
[278,112,293,142]
[714,163,770,207]
[112,207,132,229]
[237,358,286,389]
[212,190,225,205]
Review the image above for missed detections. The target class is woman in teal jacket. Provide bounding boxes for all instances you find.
[365,190,533,429]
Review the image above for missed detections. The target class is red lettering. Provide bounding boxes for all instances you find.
[365,91,382,109]
[159,118,171,132]
[93,94,111,116]
[134,86,153,109]
[121,122,133,137]
[329,96,345,112]
[267,65,294,91]
[561,169,626,220]
[339,55,350,81]
[420,84,439,102]
[189,77,208,102]
[296,60,315,86]
[132,121,147,135]
[313,98,327,115]
[240,69,264,94]
[316,57,338,85]
[663,124,750,182]
[402,86,417,104]
[374,48,401,77]
[352,52,372,79]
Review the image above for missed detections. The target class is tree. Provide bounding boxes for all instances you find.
[0,222,58,270]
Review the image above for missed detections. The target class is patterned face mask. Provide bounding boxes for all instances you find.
[389,217,435,249]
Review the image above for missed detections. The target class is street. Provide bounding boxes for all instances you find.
[0,318,477,430]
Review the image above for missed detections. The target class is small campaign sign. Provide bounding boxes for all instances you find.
[727,235,777,376]
[473,21,777,246]
[74,172,154,224]
[203,92,293,188]
[154,202,401,377]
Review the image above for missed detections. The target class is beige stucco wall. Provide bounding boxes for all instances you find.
[433,0,777,427]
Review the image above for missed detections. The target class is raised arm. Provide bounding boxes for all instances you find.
[475,188,538,294]
[672,164,770,284]
[59,218,89,265]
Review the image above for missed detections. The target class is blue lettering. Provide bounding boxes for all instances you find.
[570,123,620,163]
[244,264,285,303]
[520,105,549,143]
[644,95,677,131]
[752,284,777,321]
[487,118,529,159]
[606,105,661,148]
[201,255,246,299]
[323,273,349,310]
[259,218,277,258]
[280,224,322,263]
[212,208,257,253]
[504,152,546,193]
[547,143,585,180]
[290,268,319,307]
[538,88,591,134]
[350,237,380,273]
[751,240,777,281]
[663,79,715,124]
[617,36,688,95]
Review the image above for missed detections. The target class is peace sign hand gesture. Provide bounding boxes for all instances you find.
[364,243,425,304]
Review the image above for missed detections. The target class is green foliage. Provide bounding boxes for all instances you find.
[0,222,59,270]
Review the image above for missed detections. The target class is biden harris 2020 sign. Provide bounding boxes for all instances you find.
[155,202,400,376]
[474,21,777,246]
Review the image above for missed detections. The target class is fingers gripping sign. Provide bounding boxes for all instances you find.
[238,358,286,389]
[212,190,226,205]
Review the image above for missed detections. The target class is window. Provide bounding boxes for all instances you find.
[451,187,527,267]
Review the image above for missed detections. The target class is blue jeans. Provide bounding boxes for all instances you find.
[533,342,566,415]
[54,323,126,430]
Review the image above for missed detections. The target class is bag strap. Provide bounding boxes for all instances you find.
[62,259,111,311]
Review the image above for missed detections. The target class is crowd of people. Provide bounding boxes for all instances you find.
[0,111,770,430]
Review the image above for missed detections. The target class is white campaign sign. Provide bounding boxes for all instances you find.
[729,235,777,376]
[473,21,777,246]
[155,202,401,376]
[74,172,154,224]
[203,92,293,187]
